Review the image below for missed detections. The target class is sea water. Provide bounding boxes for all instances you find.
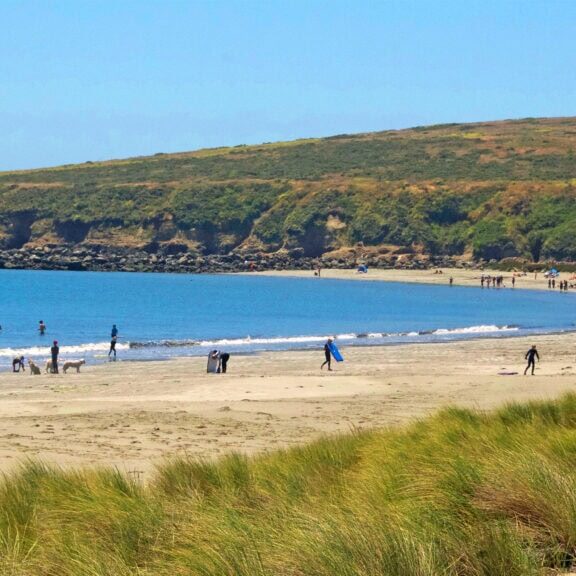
[0,269,574,369]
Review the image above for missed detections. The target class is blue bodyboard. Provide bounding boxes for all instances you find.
[329,342,344,362]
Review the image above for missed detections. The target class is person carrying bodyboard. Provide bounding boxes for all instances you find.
[321,338,344,371]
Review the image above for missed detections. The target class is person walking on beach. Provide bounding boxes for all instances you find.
[12,356,25,372]
[524,345,539,376]
[50,340,60,374]
[38,320,46,335]
[321,338,333,371]
[111,324,118,339]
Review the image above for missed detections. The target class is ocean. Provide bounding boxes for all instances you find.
[0,269,574,369]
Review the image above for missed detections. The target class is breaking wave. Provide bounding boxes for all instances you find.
[126,325,519,349]
[0,341,130,358]
[0,325,523,360]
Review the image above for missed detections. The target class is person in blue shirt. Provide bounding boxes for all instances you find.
[109,325,119,358]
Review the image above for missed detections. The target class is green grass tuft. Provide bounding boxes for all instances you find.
[2,395,576,573]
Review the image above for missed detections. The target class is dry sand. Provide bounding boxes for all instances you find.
[1,332,575,479]
[249,266,573,291]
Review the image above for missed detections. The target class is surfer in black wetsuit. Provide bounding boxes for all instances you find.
[321,338,333,371]
[524,345,539,376]
[51,340,59,374]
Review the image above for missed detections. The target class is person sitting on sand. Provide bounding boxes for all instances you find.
[321,338,333,371]
[12,356,25,373]
[524,345,539,376]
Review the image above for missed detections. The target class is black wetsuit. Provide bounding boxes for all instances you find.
[524,348,539,375]
[109,336,117,357]
[321,343,332,370]
[220,352,230,373]
[51,345,59,374]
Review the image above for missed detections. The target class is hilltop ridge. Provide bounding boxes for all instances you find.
[1,116,576,266]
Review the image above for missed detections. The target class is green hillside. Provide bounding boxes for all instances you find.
[1,116,576,261]
[2,395,576,575]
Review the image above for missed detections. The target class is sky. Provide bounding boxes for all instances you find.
[1,0,575,170]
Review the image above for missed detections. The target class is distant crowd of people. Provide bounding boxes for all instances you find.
[480,274,507,288]
[548,278,571,290]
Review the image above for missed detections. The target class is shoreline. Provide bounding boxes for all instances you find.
[3,325,574,373]
[246,266,571,292]
[0,330,575,476]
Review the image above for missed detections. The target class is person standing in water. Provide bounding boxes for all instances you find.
[321,338,333,371]
[50,340,60,374]
[524,345,539,376]
[109,324,119,358]
[38,320,46,335]
[108,336,118,358]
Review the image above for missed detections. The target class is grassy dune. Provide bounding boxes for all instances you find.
[2,395,576,575]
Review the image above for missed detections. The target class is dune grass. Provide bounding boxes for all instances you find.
[2,395,576,575]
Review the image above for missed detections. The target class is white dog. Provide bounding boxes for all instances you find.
[45,359,54,373]
[28,359,41,375]
[63,359,86,373]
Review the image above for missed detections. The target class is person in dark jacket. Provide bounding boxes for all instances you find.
[219,352,230,373]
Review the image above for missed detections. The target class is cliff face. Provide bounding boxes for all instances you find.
[1,117,576,262]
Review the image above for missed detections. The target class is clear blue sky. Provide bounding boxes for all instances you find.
[1,0,575,170]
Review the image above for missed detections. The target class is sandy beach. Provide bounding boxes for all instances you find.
[250,266,572,291]
[0,331,575,478]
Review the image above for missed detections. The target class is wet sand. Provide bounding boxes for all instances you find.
[0,332,575,478]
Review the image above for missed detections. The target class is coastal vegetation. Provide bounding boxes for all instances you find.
[1,394,576,575]
[1,117,576,261]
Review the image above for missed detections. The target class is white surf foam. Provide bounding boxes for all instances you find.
[432,325,518,335]
[0,325,520,360]
[0,341,130,358]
